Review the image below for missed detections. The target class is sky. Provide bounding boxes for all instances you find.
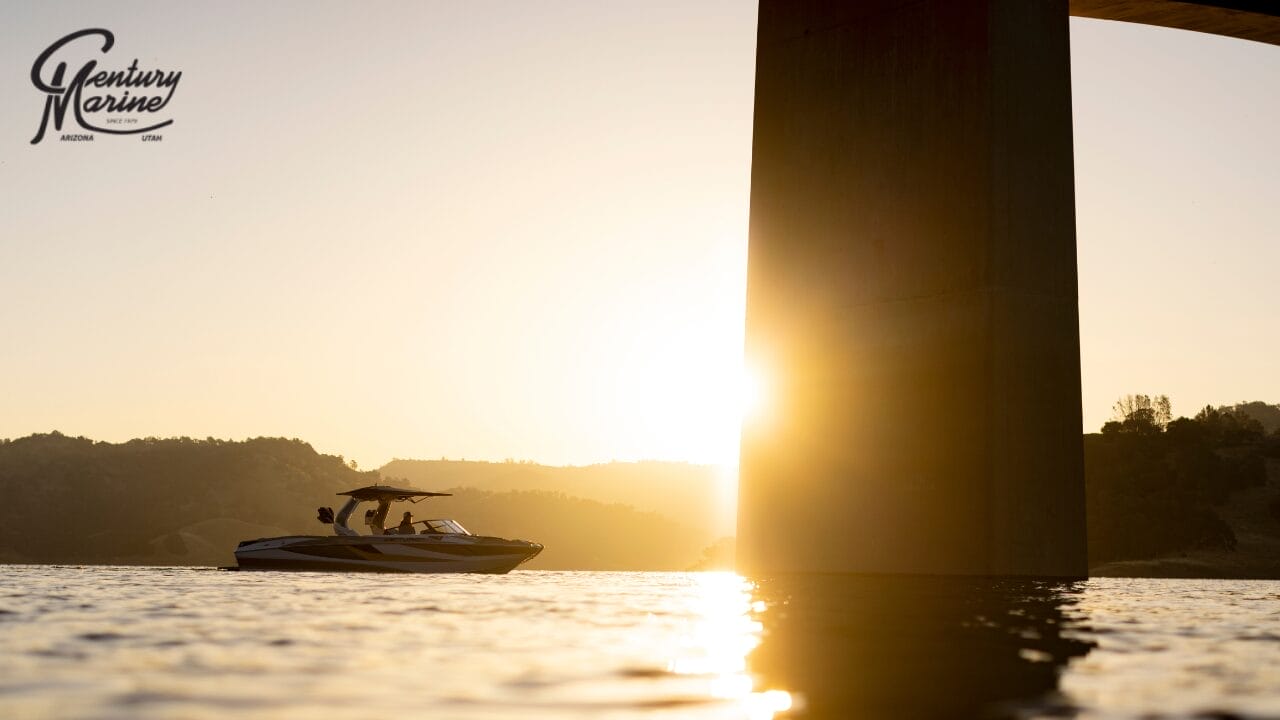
[0,2,1276,469]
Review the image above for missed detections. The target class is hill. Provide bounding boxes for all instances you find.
[379,458,734,538]
[1091,459,1280,578]
[0,433,370,565]
[1225,401,1280,434]
[397,488,705,570]
[0,433,715,570]
[1085,397,1280,577]
[6,397,1280,577]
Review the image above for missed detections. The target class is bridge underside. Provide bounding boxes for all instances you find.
[1070,1,1280,46]
[737,0,1279,577]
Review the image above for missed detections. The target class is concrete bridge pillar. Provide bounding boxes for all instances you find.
[739,0,1086,576]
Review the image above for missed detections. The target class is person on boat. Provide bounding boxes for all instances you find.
[394,511,415,535]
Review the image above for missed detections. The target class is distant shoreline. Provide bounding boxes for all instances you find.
[1090,560,1280,580]
[2,559,1275,581]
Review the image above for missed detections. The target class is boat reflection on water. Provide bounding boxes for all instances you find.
[741,575,1095,719]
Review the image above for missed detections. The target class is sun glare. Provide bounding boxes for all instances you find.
[613,313,766,469]
[737,361,768,428]
[667,573,796,720]
[658,358,768,468]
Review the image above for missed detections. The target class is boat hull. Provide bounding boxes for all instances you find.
[234,535,542,574]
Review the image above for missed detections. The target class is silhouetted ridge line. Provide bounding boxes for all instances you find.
[0,434,724,570]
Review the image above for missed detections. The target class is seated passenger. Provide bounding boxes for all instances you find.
[395,511,415,535]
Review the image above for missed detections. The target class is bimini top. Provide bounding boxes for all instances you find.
[337,485,452,501]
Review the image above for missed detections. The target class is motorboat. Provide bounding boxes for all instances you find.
[233,484,543,573]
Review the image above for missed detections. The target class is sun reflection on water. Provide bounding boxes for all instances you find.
[668,572,796,719]
[5,568,1276,719]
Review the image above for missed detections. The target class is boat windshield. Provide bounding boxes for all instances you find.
[421,519,470,535]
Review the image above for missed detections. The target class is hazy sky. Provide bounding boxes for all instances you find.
[1,2,1276,468]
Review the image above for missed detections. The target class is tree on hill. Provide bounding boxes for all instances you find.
[1223,401,1280,434]
[1223,399,1274,427]
[1191,405,1266,446]
[1103,394,1171,435]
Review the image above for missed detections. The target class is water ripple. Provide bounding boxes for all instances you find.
[0,567,1275,719]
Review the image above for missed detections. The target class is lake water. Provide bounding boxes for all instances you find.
[0,567,1277,719]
